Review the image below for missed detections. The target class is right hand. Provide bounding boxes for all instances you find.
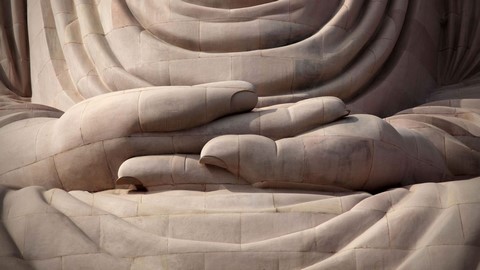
[0,81,348,191]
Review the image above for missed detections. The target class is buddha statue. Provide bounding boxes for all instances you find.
[0,0,479,269]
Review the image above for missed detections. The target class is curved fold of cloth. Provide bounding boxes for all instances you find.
[0,178,479,269]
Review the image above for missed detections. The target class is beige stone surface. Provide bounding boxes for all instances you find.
[0,0,479,269]
[0,180,478,268]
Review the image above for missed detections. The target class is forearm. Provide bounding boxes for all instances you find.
[0,118,62,189]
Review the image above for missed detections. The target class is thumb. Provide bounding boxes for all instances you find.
[199,134,304,183]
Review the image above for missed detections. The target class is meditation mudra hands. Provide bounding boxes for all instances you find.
[112,82,451,192]
[0,80,452,192]
[119,114,451,192]
[1,80,360,191]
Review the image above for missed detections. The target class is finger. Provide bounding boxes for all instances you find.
[176,96,349,141]
[255,96,349,139]
[86,95,346,160]
[116,154,246,189]
[77,81,256,144]
[139,81,257,132]
[199,134,305,182]
[199,131,411,191]
[389,117,479,177]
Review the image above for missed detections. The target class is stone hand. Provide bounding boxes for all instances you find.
[0,81,350,191]
[116,96,350,190]
[118,114,453,191]
[0,81,257,191]
[199,115,453,191]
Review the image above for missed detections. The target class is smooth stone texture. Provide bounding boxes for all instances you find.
[0,0,479,269]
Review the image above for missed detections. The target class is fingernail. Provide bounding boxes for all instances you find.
[200,135,240,175]
[230,90,258,113]
[199,156,228,169]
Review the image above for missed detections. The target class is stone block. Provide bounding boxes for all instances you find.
[139,193,205,215]
[3,187,48,219]
[123,215,169,237]
[2,216,26,255]
[387,207,443,249]
[150,21,200,51]
[167,253,205,270]
[278,252,331,270]
[427,245,480,270]
[259,20,293,49]
[364,140,408,190]
[54,142,114,191]
[50,188,92,216]
[272,193,335,208]
[126,0,170,26]
[110,0,139,29]
[459,203,480,246]
[242,228,317,252]
[204,252,279,270]
[276,197,343,214]
[92,192,138,217]
[341,193,373,212]
[131,256,167,270]
[306,250,356,269]
[241,212,316,243]
[0,121,39,173]
[0,257,32,270]
[169,214,241,243]
[168,238,239,253]
[132,61,170,86]
[76,3,104,36]
[24,213,98,260]
[200,21,260,52]
[314,209,384,252]
[100,215,167,257]
[29,258,62,270]
[205,193,275,212]
[343,216,390,250]
[69,215,101,246]
[0,223,21,257]
[290,0,340,28]
[355,248,410,270]
[62,253,131,270]
[231,56,294,96]
[442,179,480,205]
[302,135,373,189]
[169,57,231,85]
[105,27,141,70]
